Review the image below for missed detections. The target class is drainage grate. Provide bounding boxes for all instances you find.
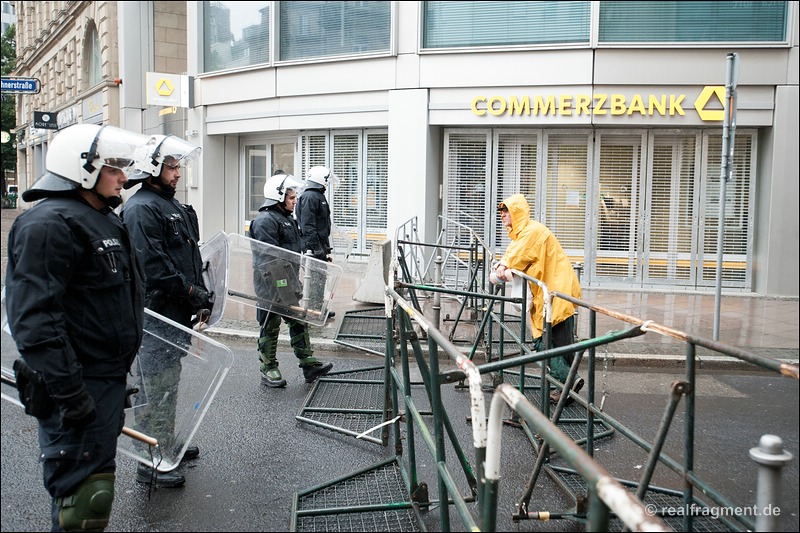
[335,308,387,356]
[292,457,422,532]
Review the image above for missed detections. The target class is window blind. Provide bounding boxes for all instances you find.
[599,1,787,43]
[424,0,590,48]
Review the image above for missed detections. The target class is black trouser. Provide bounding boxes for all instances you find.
[532,315,576,382]
[38,378,126,531]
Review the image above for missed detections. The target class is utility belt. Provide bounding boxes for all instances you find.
[13,359,55,419]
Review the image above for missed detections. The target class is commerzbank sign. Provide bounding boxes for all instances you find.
[471,86,726,121]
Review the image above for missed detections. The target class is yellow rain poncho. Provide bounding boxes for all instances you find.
[497,194,582,339]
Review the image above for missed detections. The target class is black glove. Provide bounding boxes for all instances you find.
[12,359,55,419]
[124,387,139,409]
[187,284,211,312]
[54,388,97,431]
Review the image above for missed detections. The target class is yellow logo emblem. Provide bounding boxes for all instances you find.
[155,78,175,96]
[694,86,726,121]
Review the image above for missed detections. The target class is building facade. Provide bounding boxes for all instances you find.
[12,1,189,204]
[13,1,800,297]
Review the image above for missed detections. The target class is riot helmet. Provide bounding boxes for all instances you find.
[260,173,304,209]
[126,134,201,189]
[305,165,339,190]
[23,124,148,202]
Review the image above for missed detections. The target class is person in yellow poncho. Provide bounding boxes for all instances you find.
[491,193,584,405]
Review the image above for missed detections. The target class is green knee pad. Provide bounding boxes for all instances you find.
[57,473,115,532]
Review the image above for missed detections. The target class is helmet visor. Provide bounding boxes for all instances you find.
[328,171,340,191]
[281,174,305,194]
[158,136,201,168]
[100,157,136,172]
[95,127,152,176]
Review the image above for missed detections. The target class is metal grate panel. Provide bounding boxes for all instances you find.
[298,366,386,441]
[293,458,421,532]
[335,308,386,356]
[502,370,614,444]
[556,469,737,532]
[307,380,384,411]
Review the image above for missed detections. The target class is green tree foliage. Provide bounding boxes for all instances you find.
[1,24,18,179]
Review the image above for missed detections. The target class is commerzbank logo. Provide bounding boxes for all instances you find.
[471,86,726,122]
[155,78,175,96]
[693,86,726,121]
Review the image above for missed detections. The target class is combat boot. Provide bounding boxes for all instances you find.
[136,464,185,488]
[261,367,287,388]
[302,361,333,383]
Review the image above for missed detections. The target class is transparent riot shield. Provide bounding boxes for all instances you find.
[1,288,23,407]
[227,233,342,326]
[119,308,234,472]
[1,288,234,474]
[199,230,230,329]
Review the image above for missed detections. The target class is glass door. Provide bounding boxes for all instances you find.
[243,140,296,233]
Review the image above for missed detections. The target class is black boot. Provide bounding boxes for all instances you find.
[183,446,200,461]
[261,368,287,388]
[302,362,333,383]
[136,464,186,488]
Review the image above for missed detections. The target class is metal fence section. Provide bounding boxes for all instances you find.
[299,227,797,532]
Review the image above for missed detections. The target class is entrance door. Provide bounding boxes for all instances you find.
[243,140,296,232]
[591,132,645,284]
[643,134,701,285]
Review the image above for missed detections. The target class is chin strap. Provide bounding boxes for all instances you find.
[92,189,123,209]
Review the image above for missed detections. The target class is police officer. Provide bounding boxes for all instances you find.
[121,134,210,488]
[250,172,334,388]
[6,124,148,531]
[295,165,337,318]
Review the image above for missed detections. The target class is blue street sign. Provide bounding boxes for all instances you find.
[1,77,41,94]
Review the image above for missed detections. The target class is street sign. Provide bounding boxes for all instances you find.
[1,77,41,94]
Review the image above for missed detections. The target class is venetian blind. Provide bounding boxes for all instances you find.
[364,132,389,250]
[701,133,753,287]
[594,136,642,281]
[544,134,589,266]
[599,1,787,43]
[423,1,590,48]
[645,135,698,284]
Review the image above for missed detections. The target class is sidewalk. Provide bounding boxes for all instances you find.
[206,255,799,368]
[3,205,797,367]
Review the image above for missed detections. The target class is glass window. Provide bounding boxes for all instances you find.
[423,1,590,49]
[88,24,101,87]
[279,1,391,62]
[599,1,788,43]
[203,1,270,73]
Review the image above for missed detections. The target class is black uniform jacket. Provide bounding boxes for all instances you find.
[295,187,331,258]
[250,205,302,253]
[121,183,205,317]
[6,196,146,396]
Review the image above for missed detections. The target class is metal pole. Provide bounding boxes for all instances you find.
[713,52,738,340]
[432,252,443,329]
[749,435,794,532]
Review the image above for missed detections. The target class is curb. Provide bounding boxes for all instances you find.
[205,327,356,354]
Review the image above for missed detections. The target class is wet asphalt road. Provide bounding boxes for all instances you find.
[2,334,798,532]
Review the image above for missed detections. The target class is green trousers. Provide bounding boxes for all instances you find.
[257,310,320,372]
[533,315,576,383]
